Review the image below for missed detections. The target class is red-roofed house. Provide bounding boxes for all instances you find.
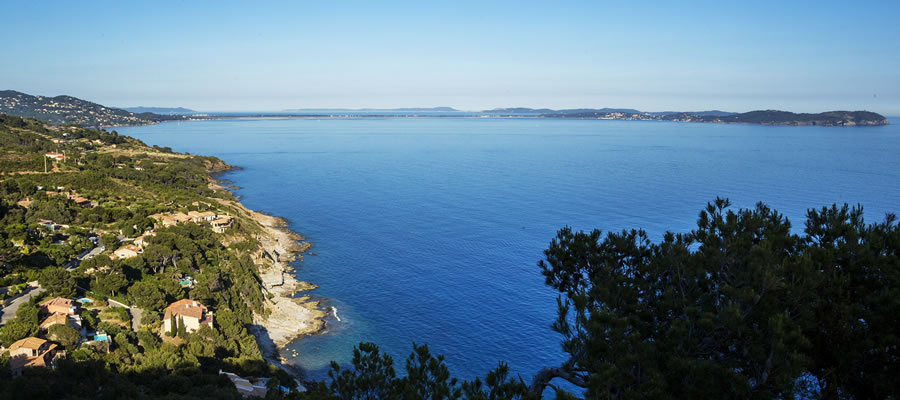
[40,297,77,315]
[8,337,65,377]
[112,244,142,259]
[163,299,213,334]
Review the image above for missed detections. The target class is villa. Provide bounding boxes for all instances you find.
[133,231,155,248]
[7,337,65,377]
[40,297,77,315]
[112,244,142,259]
[188,210,218,222]
[151,212,194,227]
[162,299,214,334]
[44,152,65,160]
[210,216,234,233]
[219,370,270,398]
[39,312,83,332]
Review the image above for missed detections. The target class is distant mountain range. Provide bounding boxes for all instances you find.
[283,107,459,112]
[484,107,644,114]
[0,91,888,127]
[0,90,186,127]
[123,106,196,115]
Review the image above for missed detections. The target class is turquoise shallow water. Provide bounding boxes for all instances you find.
[117,117,900,386]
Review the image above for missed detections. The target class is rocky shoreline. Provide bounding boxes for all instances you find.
[209,184,327,383]
[246,208,327,377]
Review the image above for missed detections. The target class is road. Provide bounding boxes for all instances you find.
[66,244,105,271]
[0,283,45,325]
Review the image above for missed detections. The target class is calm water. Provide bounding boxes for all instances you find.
[116,118,900,386]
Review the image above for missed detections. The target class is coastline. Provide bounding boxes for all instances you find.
[209,177,327,382]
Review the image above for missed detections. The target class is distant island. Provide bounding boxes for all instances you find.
[122,106,197,115]
[660,110,890,126]
[1,90,889,127]
[0,90,187,127]
[493,108,889,126]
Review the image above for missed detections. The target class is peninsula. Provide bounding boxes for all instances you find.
[0,113,323,397]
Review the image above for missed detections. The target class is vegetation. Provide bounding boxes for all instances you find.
[0,90,188,127]
[0,115,282,397]
[659,110,889,126]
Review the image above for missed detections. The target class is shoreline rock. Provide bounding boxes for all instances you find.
[211,189,327,383]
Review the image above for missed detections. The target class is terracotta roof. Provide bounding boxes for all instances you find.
[116,244,141,252]
[39,313,69,329]
[9,337,47,351]
[164,299,209,321]
[41,297,73,309]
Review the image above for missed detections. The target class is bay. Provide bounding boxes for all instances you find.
[116,117,900,385]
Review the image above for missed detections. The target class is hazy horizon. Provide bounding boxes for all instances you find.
[2,1,899,114]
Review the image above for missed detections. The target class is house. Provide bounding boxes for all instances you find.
[188,211,218,222]
[44,152,65,160]
[134,233,155,248]
[210,216,234,233]
[39,312,83,332]
[15,198,32,209]
[71,196,96,208]
[37,219,69,232]
[220,370,269,398]
[162,299,213,334]
[112,244,141,259]
[40,297,77,315]
[8,337,65,377]
[151,212,194,227]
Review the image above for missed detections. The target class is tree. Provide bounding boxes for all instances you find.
[47,324,80,349]
[39,266,77,298]
[0,320,37,347]
[802,204,900,399]
[317,342,528,400]
[100,233,119,251]
[531,199,900,399]
[176,316,187,339]
[167,314,178,337]
[92,267,128,298]
[127,281,166,311]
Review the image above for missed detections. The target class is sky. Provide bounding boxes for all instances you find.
[2,0,899,113]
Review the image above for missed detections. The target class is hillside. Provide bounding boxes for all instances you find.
[661,110,889,126]
[0,114,320,397]
[123,106,196,115]
[0,90,187,127]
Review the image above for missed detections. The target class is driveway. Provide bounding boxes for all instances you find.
[0,283,45,325]
[130,307,144,331]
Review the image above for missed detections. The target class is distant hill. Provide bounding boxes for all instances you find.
[283,107,459,113]
[648,110,736,117]
[660,110,889,126]
[483,107,556,114]
[485,107,643,114]
[123,106,196,115]
[0,90,186,127]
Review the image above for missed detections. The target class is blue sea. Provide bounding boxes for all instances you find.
[116,118,900,389]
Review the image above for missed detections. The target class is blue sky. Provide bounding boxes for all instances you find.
[2,1,899,113]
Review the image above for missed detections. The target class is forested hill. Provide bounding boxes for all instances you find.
[0,90,187,128]
[659,110,889,126]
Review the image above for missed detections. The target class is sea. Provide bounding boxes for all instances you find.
[116,117,900,390]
